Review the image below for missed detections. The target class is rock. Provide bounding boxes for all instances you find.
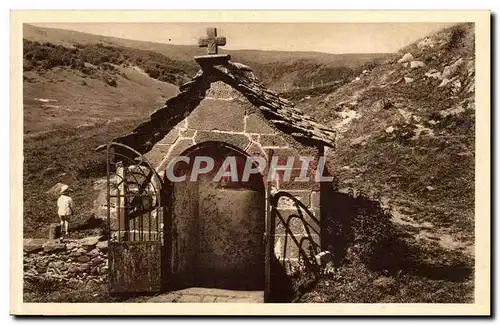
[441,58,464,79]
[96,241,108,252]
[68,265,79,273]
[350,135,370,147]
[92,256,104,265]
[36,260,48,268]
[25,269,38,276]
[35,266,46,274]
[421,221,434,229]
[465,78,475,93]
[438,78,453,88]
[78,255,91,263]
[385,126,395,134]
[88,248,100,257]
[398,109,412,122]
[398,52,414,63]
[373,276,397,293]
[79,236,102,249]
[66,242,78,251]
[24,243,43,253]
[426,186,435,191]
[48,261,65,269]
[42,242,66,253]
[23,238,47,253]
[451,79,462,94]
[410,61,425,69]
[417,37,434,49]
[404,76,414,84]
[425,69,442,79]
[315,251,333,266]
[467,60,475,76]
[46,182,69,196]
[93,178,107,191]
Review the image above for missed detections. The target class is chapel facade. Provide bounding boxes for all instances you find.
[97,28,336,298]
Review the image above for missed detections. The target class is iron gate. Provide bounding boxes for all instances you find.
[106,142,164,293]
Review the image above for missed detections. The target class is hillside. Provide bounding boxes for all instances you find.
[295,23,475,303]
[22,23,476,303]
[24,24,389,90]
[301,23,475,237]
[22,25,386,237]
[23,45,181,236]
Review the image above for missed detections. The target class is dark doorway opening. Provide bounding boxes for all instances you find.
[167,142,266,291]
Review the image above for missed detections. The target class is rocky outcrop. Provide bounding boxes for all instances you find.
[441,58,464,79]
[398,52,414,63]
[410,60,426,69]
[404,76,414,84]
[23,236,108,285]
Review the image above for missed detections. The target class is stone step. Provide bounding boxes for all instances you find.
[148,287,264,303]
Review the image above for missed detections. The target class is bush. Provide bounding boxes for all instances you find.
[22,39,198,86]
[76,158,108,179]
[446,25,466,51]
[24,277,64,295]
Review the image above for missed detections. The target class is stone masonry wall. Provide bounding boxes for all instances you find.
[23,236,108,285]
[144,80,323,264]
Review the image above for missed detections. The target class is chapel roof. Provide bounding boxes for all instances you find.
[96,58,336,155]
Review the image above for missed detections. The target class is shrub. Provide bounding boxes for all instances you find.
[446,25,466,51]
[76,158,108,179]
[22,39,198,86]
[24,277,64,295]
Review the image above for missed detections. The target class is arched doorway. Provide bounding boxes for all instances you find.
[167,142,266,290]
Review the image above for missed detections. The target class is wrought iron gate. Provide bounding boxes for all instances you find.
[106,142,164,293]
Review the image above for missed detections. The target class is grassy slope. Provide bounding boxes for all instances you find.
[295,23,475,303]
[24,24,389,90]
[23,23,476,303]
[23,65,179,237]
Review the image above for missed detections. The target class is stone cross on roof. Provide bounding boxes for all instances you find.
[198,27,226,55]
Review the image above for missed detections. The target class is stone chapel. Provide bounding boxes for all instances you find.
[97,28,336,299]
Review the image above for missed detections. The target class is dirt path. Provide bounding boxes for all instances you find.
[147,288,264,303]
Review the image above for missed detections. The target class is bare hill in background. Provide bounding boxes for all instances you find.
[24,24,389,90]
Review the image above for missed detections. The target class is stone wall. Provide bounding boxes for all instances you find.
[145,80,323,264]
[23,236,108,285]
[91,80,326,272]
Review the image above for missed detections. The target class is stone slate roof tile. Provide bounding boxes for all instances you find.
[97,60,335,154]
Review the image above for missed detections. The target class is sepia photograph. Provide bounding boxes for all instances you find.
[10,10,490,315]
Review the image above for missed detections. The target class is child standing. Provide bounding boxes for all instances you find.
[57,185,74,240]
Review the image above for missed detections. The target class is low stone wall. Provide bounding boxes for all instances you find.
[23,236,108,285]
